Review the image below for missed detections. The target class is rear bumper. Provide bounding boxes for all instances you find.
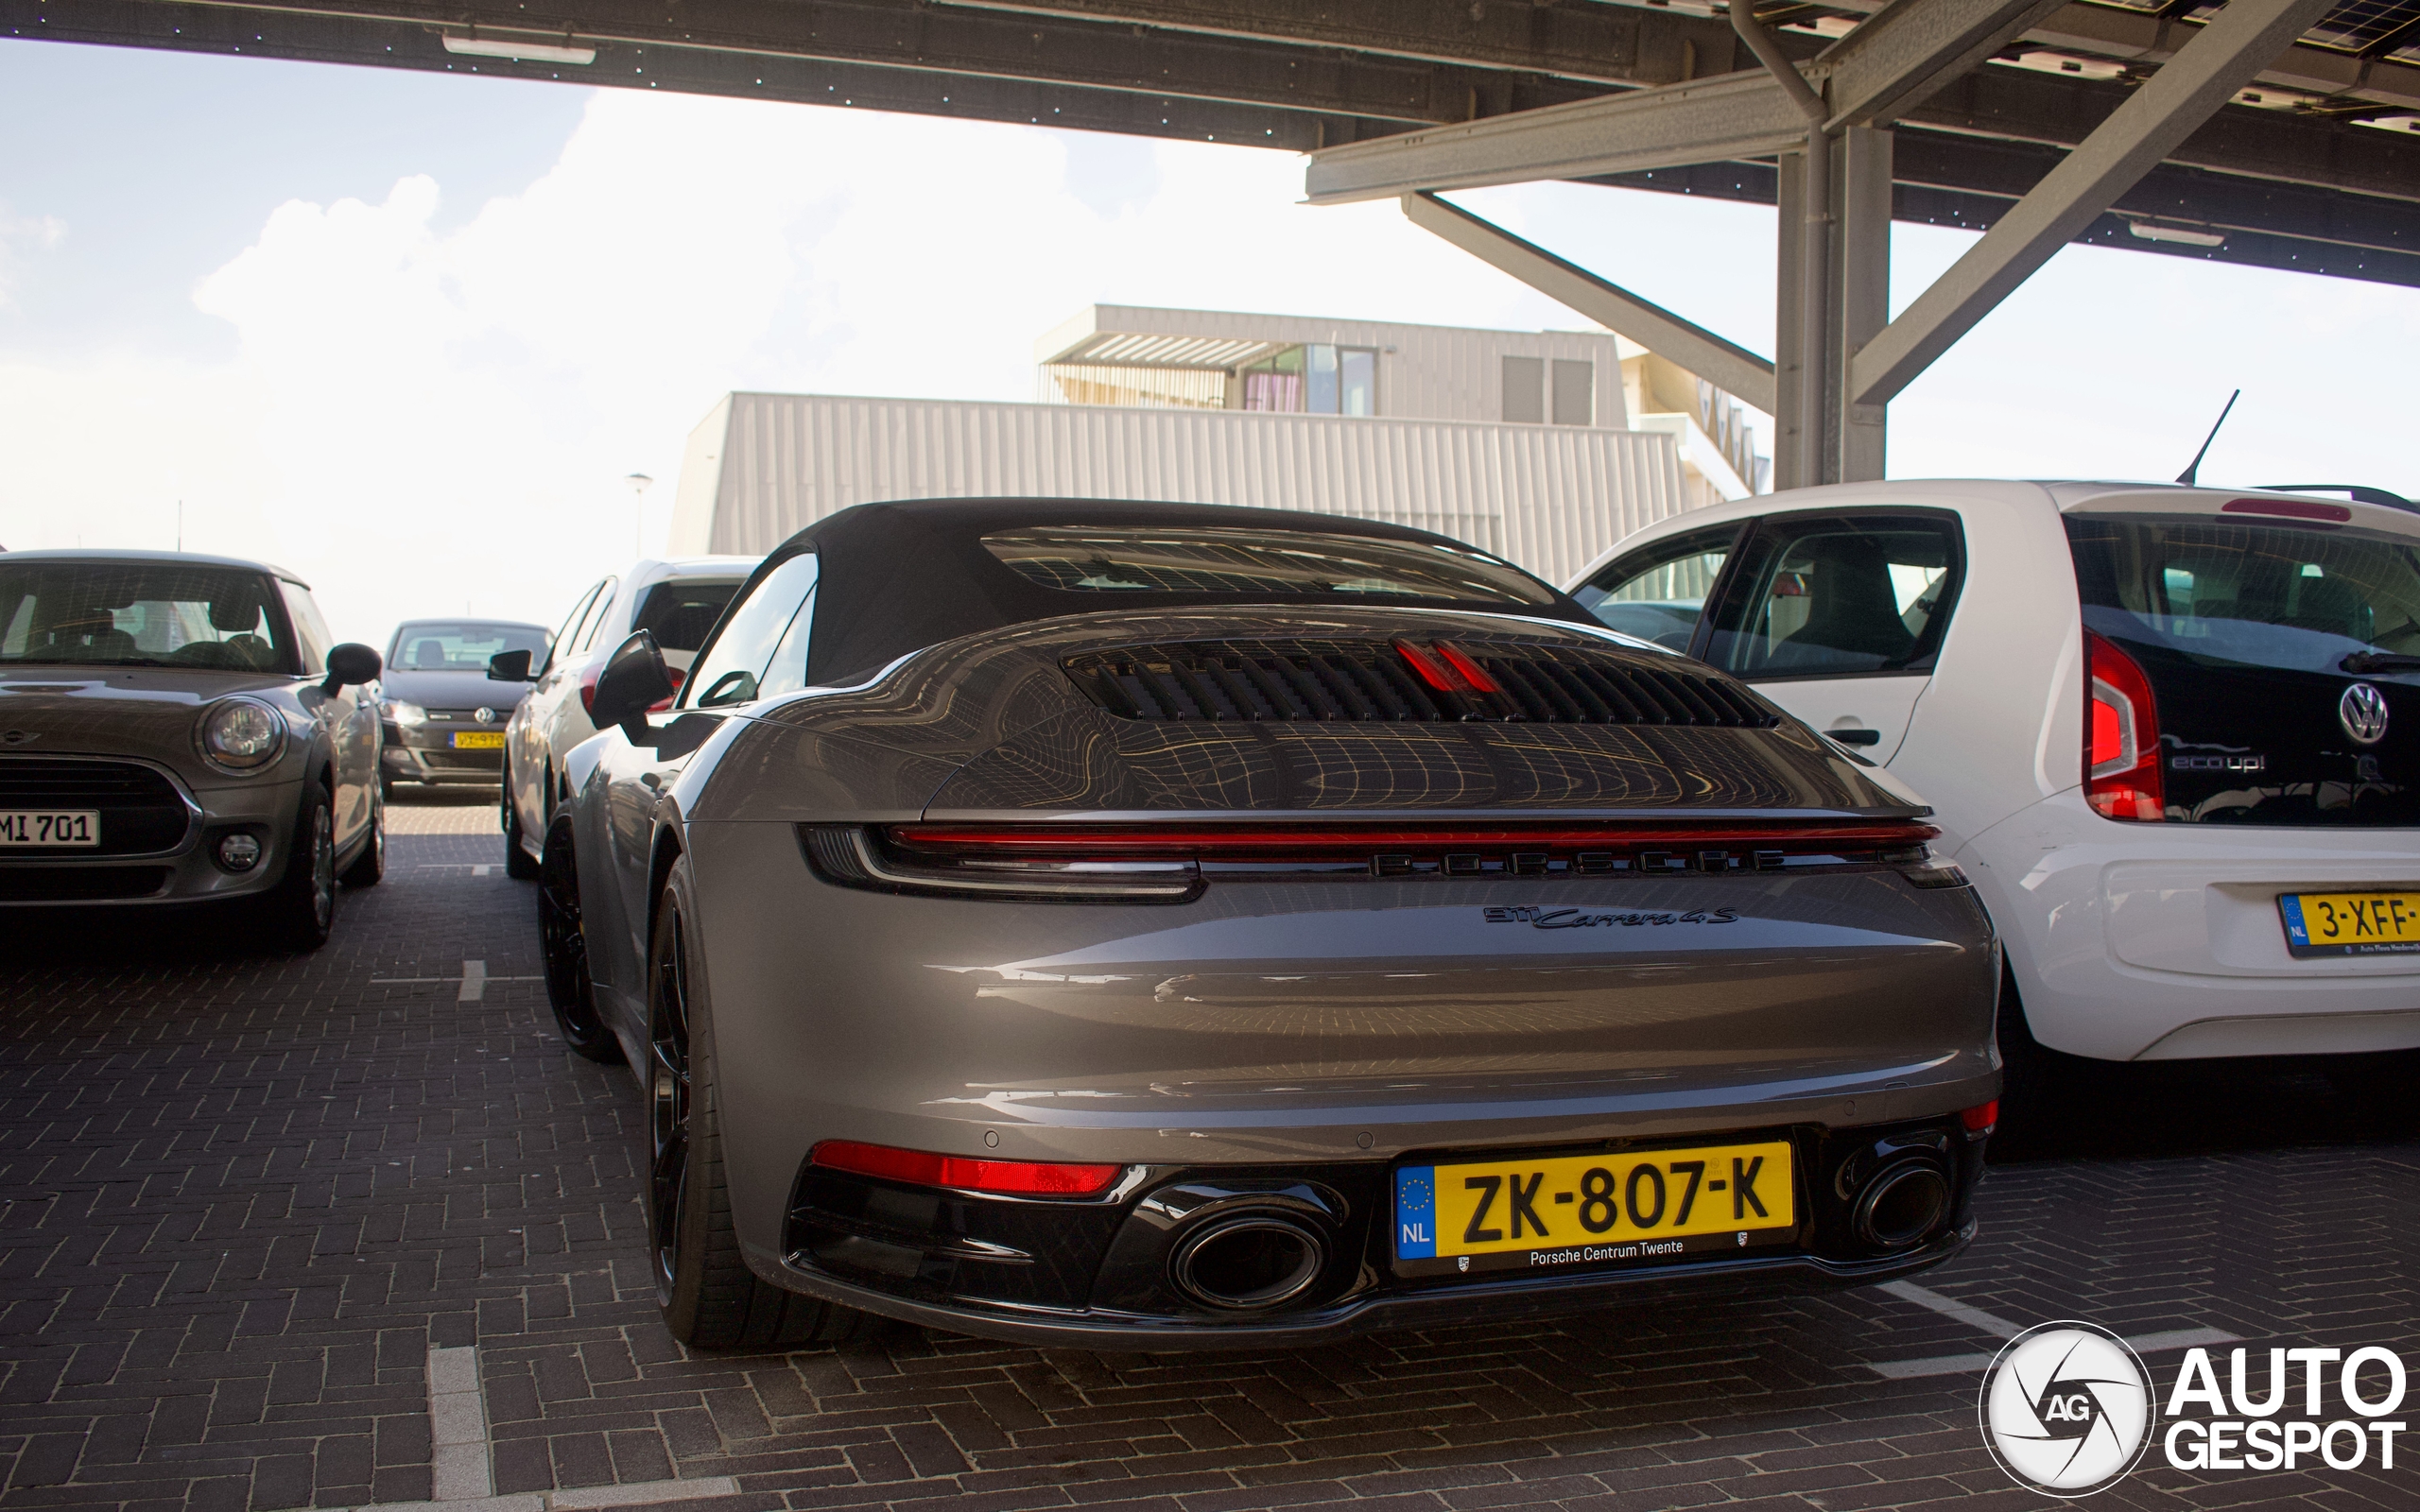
[1962,789,2420,1059]
[382,730,504,785]
[755,1216,1979,1350]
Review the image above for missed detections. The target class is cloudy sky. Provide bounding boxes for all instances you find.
[4,41,2416,647]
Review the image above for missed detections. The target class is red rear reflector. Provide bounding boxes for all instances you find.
[2221,497,2351,523]
[1434,642,1503,694]
[810,1140,1122,1195]
[1961,1100,1998,1133]
[2088,693,2124,769]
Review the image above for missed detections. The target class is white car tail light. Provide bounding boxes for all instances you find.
[2085,631,2165,820]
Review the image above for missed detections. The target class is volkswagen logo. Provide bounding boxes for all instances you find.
[474,707,498,726]
[1979,1321,2154,1498]
[2341,682,2390,747]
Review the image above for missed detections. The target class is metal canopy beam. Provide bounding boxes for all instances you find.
[1809,0,2069,129]
[1851,0,2339,405]
[1309,72,1816,203]
[1400,191,1777,417]
[1305,62,2420,211]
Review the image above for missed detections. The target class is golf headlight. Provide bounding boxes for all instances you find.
[197,696,287,773]
[383,698,427,728]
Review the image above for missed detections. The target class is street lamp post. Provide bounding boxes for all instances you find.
[626,473,653,559]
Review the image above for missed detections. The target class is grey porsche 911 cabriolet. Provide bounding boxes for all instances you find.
[544,500,2000,1350]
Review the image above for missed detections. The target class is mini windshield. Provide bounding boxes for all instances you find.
[982,526,1558,606]
[0,562,296,671]
[389,623,550,672]
[2067,516,2420,674]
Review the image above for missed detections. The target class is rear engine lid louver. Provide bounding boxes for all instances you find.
[1063,639,1779,729]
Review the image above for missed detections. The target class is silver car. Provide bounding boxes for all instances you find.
[545,501,1999,1350]
[0,550,386,949]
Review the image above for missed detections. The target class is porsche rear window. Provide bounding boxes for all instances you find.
[982,526,1556,605]
[0,563,296,671]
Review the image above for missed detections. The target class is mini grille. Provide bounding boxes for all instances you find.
[0,758,183,808]
[1063,639,1779,729]
[0,759,191,855]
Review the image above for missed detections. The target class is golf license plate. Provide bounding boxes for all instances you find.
[2278,891,2420,956]
[0,810,99,847]
[450,731,505,749]
[1393,1139,1796,1279]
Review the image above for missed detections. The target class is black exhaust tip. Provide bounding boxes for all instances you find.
[1854,1160,1950,1249]
[1170,1215,1325,1311]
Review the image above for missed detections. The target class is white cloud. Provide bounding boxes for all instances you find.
[0,205,68,307]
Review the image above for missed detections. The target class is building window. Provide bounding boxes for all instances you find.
[1552,359,1594,426]
[1502,356,1545,423]
[1241,345,1377,415]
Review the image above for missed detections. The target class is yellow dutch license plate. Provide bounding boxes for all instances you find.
[450,731,505,749]
[1393,1140,1796,1279]
[2278,892,2420,956]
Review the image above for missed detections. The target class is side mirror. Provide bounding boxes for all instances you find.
[590,630,676,745]
[487,648,534,682]
[322,643,382,695]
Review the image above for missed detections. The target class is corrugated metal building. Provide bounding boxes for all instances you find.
[666,391,1690,589]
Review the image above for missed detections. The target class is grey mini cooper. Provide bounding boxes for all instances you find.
[544,500,2000,1350]
[0,551,386,949]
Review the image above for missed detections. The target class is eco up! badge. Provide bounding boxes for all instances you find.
[1979,1321,2155,1498]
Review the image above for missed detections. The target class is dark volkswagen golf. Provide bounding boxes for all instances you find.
[544,500,2000,1349]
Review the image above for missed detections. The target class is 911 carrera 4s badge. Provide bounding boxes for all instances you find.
[1483,905,1738,928]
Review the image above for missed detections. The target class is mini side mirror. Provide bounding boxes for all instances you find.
[322,643,382,695]
[590,630,676,745]
[487,648,534,682]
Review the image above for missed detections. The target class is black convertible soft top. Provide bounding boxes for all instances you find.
[747,498,1602,686]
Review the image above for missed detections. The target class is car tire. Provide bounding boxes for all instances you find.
[261,779,338,952]
[503,781,541,881]
[647,875,872,1349]
[339,784,386,888]
[539,818,622,1065]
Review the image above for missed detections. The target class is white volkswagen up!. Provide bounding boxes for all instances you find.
[1571,480,2420,1095]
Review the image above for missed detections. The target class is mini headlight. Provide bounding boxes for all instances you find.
[198,696,287,772]
[382,698,427,728]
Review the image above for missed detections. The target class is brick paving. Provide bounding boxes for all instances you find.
[2,803,2416,1512]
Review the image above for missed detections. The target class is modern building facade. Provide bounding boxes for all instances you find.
[666,306,1769,588]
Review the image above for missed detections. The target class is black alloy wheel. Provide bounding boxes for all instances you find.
[261,781,338,951]
[648,899,696,1306]
[645,882,872,1349]
[502,775,541,880]
[539,820,620,1063]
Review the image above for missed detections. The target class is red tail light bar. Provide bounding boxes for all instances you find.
[890,820,1941,858]
[581,661,685,716]
[810,1140,1123,1195]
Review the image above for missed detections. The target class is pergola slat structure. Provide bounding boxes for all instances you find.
[8,0,2415,484]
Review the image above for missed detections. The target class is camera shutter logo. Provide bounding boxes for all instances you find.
[1979,1322,2154,1497]
[2341,682,2389,746]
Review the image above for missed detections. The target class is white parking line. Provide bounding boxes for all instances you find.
[1876,1280,2025,1338]
[1868,1280,2241,1379]
[369,961,541,994]
[280,1346,740,1512]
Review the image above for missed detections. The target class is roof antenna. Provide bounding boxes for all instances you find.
[2175,388,2239,487]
